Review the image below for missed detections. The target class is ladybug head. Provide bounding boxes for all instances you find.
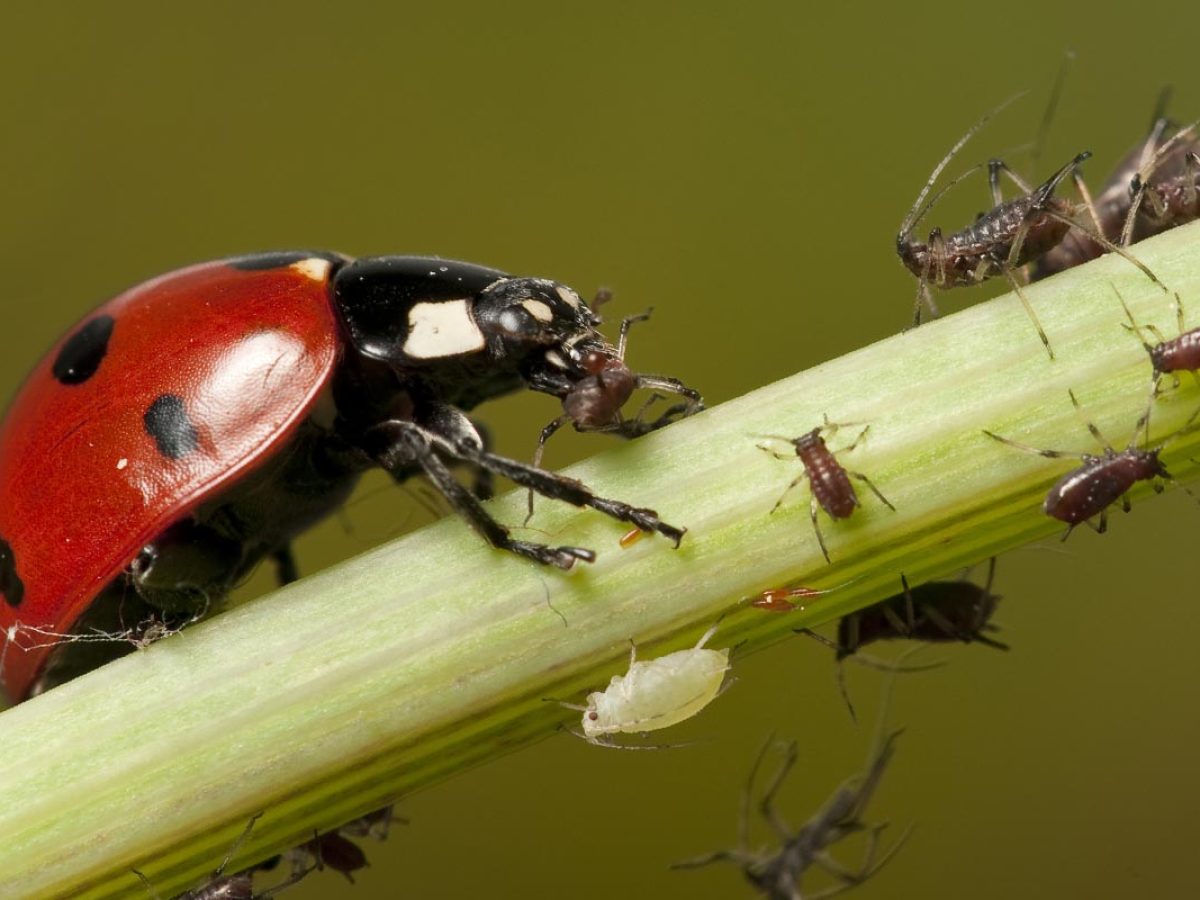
[474,277,600,350]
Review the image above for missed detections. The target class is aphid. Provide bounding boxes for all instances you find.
[673,730,909,899]
[898,108,1166,359]
[1123,119,1200,244]
[291,831,368,884]
[747,580,858,613]
[983,389,1193,536]
[828,559,1007,660]
[1034,93,1181,280]
[134,814,312,900]
[758,418,895,563]
[526,302,702,520]
[563,623,731,746]
[0,253,700,701]
[1114,286,1200,394]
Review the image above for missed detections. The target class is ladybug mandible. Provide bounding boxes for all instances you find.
[0,252,701,701]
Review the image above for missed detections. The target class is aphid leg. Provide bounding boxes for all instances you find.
[1071,168,1104,236]
[810,496,832,564]
[849,472,896,512]
[271,545,299,586]
[1044,206,1169,294]
[987,157,1035,201]
[627,637,638,668]
[1113,284,1165,354]
[768,469,810,511]
[807,823,916,900]
[616,309,653,358]
[759,740,801,841]
[1002,270,1055,360]
[525,414,568,523]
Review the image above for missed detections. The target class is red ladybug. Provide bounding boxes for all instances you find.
[0,252,700,701]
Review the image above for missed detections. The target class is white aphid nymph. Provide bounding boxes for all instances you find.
[581,624,731,740]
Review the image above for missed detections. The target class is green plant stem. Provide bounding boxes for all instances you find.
[3,224,1200,898]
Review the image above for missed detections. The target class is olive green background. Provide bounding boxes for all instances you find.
[3,3,1200,898]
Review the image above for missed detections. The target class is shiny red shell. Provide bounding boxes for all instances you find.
[0,258,341,700]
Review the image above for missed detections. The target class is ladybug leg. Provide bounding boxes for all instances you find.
[363,419,595,570]
[131,520,244,616]
[271,545,299,586]
[470,419,496,501]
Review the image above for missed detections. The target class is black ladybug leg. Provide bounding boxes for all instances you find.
[470,419,496,501]
[364,420,594,569]
[272,545,299,586]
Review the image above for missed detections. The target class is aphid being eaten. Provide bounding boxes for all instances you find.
[897,104,1167,359]
[984,389,1198,537]
[758,417,895,564]
[1114,286,1200,395]
[673,729,909,899]
[134,814,312,900]
[527,299,703,519]
[562,623,731,747]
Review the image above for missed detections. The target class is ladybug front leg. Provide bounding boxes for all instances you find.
[131,519,245,616]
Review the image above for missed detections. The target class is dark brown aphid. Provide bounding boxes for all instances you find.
[1034,95,1181,279]
[295,831,368,883]
[674,730,909,899]
[1115,287,1200,393]
[1123,119,1200,244]
[759,418,895,563]
[984,390,1193,536]
[134,815,312,900]
[898,110,1167,359]
[833,559,1007,660]
[527,297,702,519]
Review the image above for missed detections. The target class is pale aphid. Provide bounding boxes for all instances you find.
[578,624,731,743]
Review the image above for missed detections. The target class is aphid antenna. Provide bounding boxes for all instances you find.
[1029,50,1075,169]
[898,91,1027,241]
[1111,283,1166,357]
[1123,116,1200,245]
[898,161,988,245]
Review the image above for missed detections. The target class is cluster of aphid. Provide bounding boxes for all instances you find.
[2,70,1200,900]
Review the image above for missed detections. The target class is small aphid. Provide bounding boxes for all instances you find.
[134,815,312,900]
[674,730,909,898]
[984,389,1195,536]
[759,418,895,563]
[564,624,731,746]
[292,831,369,884]
[1115,286,1200,394]
[747,580,857,613]
[897,105,1167,359]
[831,559,1008,660]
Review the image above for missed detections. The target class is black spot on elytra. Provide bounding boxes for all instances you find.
[143,394,200,460]
[52,315,115,385]
[226,250,344,271]
[0,537,24,608]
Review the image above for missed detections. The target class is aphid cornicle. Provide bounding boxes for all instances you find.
[567,623,731,745]
[759,418,895,563]
[673,729,909,898]
[0,253,702,701]
[897,107,1167,359]
[984,390,1192,536]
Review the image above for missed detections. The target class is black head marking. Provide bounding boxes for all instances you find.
[0,537,24,608]
[53,315,115,385]
[226,250,345,272]
[143,394,200,459]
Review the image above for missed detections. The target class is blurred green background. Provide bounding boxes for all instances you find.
[3,2,1200,898]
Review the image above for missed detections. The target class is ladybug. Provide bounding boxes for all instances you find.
[0,252,701,701]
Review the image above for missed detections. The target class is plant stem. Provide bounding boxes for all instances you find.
[3,224,1200,898]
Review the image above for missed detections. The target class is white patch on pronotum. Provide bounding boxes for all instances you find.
[522,299,554,322]
[556,285,582,309]
[579,624,730,742]
[403,299,485,360]
[289,257,333,282]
